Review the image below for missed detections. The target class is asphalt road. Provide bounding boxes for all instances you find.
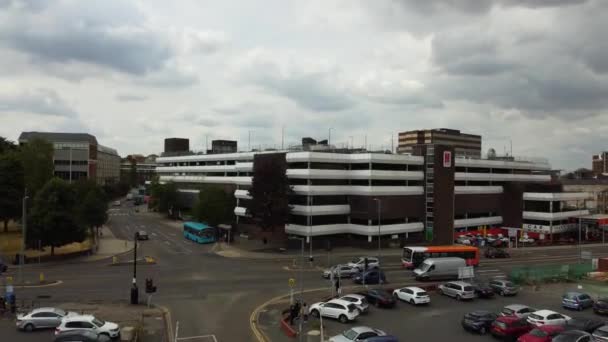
[3,202,608,342]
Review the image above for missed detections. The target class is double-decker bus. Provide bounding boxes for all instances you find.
[401,245,480,269]
[183,221,216,244]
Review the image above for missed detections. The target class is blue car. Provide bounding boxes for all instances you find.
[562,291,594,311]
[353,270,387,285]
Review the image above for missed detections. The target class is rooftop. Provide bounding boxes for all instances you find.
[19,131,98,145]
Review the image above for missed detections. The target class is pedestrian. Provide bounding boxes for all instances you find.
[336,277,342,296]
[288,304,296,325]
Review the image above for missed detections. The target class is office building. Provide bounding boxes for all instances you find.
[155,142,589,245]
[163,138,190,156]
[208,140,237,154]
[18,131,120,185]
[120,154,157,185]
[593,152,608,175]
[398,128,482,158]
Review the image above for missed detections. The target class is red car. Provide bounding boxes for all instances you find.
[491,316,532,340]
[517,325,565,342]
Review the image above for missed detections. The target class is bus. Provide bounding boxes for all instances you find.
[401,245,480,269]
[183,221,216,244]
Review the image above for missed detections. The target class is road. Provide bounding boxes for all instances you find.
[3,203,608,341]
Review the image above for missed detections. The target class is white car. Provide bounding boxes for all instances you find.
[339,294,369,314]
[500,304,536,318]
[393,286,430,305]
[347,257,379,271]
[329,326,386,342]
[55,315,120,339]
[309,299,360,323]
[527,310,571,327]
[519,234,535,244]
[16,307,77,331]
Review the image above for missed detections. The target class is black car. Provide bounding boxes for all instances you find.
[352,269,387,285]
[461,310,498,335]
[358,289,396,308]
[563,318,605,333]
[594,298,608,315]
[0,258,7,273]
[485,247,510,258]
[552,330,592,342]
[471,282,495,298]
[54,330,111,342]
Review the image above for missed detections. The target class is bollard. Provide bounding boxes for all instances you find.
[39,273,44,283]
[307,330,321,342]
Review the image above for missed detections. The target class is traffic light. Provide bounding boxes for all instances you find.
[145,278,157,293]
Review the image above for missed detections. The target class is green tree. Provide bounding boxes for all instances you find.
[78,186,108,246]
[247,155,293,234]
[28,178,87,255]
[149,180,179,216]
[19,138,54,197]
[193,185,234,226]
[0,152,24,232]
[0,136,16,155]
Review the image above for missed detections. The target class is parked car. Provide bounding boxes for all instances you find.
[501,304,537,318]
[136,231,149,240]
[489,279,519,296]
[517,325,565,342]
[562,291,594,311]
[552,330,592,342]
[323,265,358,279]
[485,247,510,258]
[456,235,473,245]
[437,281,475,301]
[526,310,571,327]
[593,298,608,315]
[309,299,360,323]
[461,310,499,335]
[339,294,370,314]
[365,337,399,342]
[413,257,466,281]
[112,200,121,207]
[392,286,430,305]
[352,269,386,285]
[470,281,495,298]
[54,330,111,342]
[491,315,533,341]
[328,326,386,342]
[591,325,608,341]
[347,257,380,271]
[16,307,77,332]
[562,318,604,333]
[55,315,120,339]
[520,235,535,244]
[0,257,7,273]
[358,289,396,308]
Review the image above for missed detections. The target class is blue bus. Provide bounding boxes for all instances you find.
[183,221,216,244]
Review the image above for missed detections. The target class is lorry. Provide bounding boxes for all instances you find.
[413,257,466,281]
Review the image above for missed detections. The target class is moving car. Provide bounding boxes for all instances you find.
[136,230,149,240]
[352,269,386,285]
[485,247,510,258]
[471,281,495,298]
[563,318,604,333]
[593,298,608,315]
[53,330,111,342]
[309,299,360,323]
[489,279,519,296]
[461,310,498,335]
[365,337,399,342]
[437,281,475,301]
[517,325,565,342]
[55,315,120,339]
[323,265,358,279]
[552,330,592,342]
[16,307,77,332]
[562,291,594,311]
[491,316,532,340]
[501,304,536,318]
[526,310,571,327]
[413,257,466,281]
[347,257,379,271]
[591,325,608,341]
[358,289,396,308]
[392,286,430,305]
[329,326,386,342]
[339,294,369,314]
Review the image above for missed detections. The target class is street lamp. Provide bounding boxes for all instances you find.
[18,190,28,285]
[328,128,333,146]
[131,232,139,304]
[373,198,382,262]
[288,235,306,342]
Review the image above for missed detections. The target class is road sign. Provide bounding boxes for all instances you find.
[582,251,592,260]
[288,278,295,288]
[458,266,474,279]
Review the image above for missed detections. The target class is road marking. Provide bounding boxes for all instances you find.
[476,269,501,273]
[177,335,218,341]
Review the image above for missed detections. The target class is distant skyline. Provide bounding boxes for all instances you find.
[1,0,607,171]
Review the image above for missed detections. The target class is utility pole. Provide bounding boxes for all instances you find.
[19,189,28,285]
[281,126,285,150]
[578,216,582,264]
[248,131,251,151]
[375,199,382,262]
[299,237,304,342]
[328,128,333,146]
[131,232,139,304]
[69,147,73,183]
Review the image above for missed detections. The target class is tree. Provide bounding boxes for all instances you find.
[78,186,108,246]
[0,136,16,155]
[149,180,179,216]
[28,178,87,255]
[19,138,54,197]
[193,185,234,226]
[247,154,293,234]
[0,152,24,232]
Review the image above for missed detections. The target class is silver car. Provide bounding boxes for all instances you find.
[437,281,475,300]
[329,326,386,342]
[323,265,358,279]
[16,307,77,332]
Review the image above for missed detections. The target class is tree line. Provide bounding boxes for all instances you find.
[0,136,127,255]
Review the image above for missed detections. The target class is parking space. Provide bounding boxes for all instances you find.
[311,283,602,342]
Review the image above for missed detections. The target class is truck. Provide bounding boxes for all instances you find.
[413,257,466,281]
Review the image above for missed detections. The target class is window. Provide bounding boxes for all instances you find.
[547,314,560,320]
[32,312,48,318]
[81,322,94,328]
[65,322,81,328]
[359,332,378,339]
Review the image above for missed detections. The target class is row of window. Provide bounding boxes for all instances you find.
[161,160,243,167]
[287,162,424,171]
[54,160,88,165]
[288,179,423,186]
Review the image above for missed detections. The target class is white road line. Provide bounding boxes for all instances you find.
[476,269,501,273]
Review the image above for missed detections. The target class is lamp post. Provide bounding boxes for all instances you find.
[131,232,139,304]
[328,128,333,146]
[19,190,28,285]
[374,198,381,262]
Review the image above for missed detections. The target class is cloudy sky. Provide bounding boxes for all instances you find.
[0,0,607,171]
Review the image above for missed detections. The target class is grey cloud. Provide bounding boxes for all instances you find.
[0,88,77,117]
[179,113,220,127]
[391,0,587,15]
[136,68,199,88]
[115,94,147,102]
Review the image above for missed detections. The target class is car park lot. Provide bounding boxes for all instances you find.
[311,283,606,342]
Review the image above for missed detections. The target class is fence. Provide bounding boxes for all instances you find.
[510,263,594,285]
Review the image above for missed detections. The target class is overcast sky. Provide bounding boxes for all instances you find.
[0,0,607,171]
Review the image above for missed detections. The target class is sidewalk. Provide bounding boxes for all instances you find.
[78,226,135,263]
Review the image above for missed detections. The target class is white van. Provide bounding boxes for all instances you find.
[413,257,466,281]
